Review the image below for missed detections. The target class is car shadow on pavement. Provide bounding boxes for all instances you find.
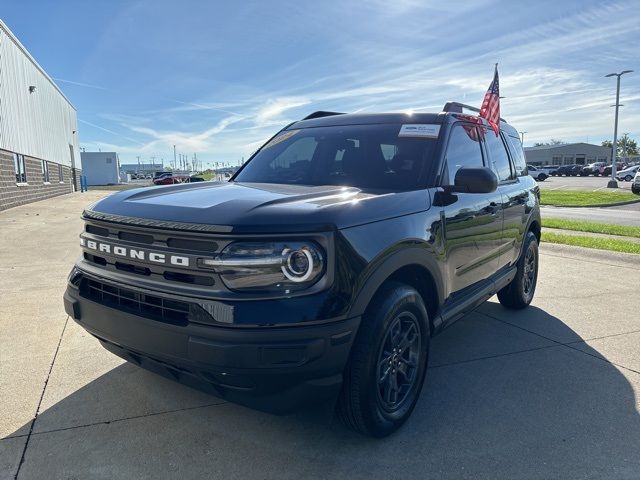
[4,305,640,479]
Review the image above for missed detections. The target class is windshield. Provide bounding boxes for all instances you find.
[234,124,439,191]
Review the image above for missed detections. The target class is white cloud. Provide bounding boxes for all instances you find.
[254,97,311,124]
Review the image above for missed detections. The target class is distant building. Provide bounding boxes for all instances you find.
[524,143,611,166]
[0,20,81,211]
[80,152,120,185]
[120,163,164,175]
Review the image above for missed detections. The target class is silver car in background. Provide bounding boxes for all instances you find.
[616,164,640,182]
[632,170,640,194]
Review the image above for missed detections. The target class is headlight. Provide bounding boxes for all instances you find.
[200,241,325,292]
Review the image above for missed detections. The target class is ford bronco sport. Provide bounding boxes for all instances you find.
[64,102,541,437]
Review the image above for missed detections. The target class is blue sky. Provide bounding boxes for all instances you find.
[2,0,639,167]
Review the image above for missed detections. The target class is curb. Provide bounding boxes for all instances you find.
[542,227,640,244]
[540,242,640,263]
[542,198,640,208]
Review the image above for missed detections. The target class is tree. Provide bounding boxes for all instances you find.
[533,139,565,147]
[602,134,638,158]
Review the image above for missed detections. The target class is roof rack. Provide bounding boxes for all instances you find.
[442,102,506,122]
[302,111,346,120]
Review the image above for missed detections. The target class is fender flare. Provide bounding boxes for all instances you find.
[520,208,541,259]
[347,247,445,319]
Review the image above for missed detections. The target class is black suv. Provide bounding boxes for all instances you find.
[64,102,541,437]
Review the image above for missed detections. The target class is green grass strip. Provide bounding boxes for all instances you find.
[542,231,640,255]
[540,190,638,207]
[542,218,640,238]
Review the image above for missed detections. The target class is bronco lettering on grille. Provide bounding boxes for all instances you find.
[80,238,189,266]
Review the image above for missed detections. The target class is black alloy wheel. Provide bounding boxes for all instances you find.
[337,282,430,437]
[497,231,539,309]
[376,312,421,412]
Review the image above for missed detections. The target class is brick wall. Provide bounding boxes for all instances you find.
[0,149,74,211]
[71,167,82,192]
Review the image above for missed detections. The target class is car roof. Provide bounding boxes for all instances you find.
[289,111,519,137]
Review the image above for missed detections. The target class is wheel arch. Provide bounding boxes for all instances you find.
[528,218,541,243]
[347,249,444,330]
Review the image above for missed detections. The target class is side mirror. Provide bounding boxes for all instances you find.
[445,167,498,194]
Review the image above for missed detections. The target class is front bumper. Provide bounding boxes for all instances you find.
[63,274,360,414]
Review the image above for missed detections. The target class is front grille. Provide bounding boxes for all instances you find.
[79,277,191,326]
[119,231,154,244]
[84,221,224,251]
[81,219,226,287]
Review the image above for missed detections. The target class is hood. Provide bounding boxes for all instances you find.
[88,181,431,233]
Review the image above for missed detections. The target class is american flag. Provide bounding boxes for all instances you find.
[479,65,500,135]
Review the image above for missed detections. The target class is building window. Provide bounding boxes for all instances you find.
[42,160,50,183]
[58,164,64,182]
[14,153,27,183]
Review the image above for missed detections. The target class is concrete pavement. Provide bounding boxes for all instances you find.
[1,192,640,480]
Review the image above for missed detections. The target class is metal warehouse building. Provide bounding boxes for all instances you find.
[524,143,611,167]
[81,151,120,185]
[0,20,81,211]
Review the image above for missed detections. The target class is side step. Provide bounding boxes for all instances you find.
[433,266,517,331]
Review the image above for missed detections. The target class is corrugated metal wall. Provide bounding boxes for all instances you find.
[0,20,81,169]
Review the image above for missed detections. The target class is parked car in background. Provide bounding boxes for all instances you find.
[603,162,626,177]
[567,164,585,176]
[554,164,578,176]
[153,174,204,185]
[616,165,640,181]
[580,162,606,176]
[153,174,183,185]
[527,165,548,181]
[632,171,640,194]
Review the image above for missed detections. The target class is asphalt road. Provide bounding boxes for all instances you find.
[2,192,640,480]
[537,174,634,191]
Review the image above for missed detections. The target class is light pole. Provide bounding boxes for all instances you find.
[605,70,633,188]
[519,131,527,145]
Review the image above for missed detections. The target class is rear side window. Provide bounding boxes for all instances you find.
[506,135,528,176]
[483,129,513,182]
[444,124,484,184]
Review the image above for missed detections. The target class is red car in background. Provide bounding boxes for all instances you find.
[153,175,189,185]
[153,175,205,185]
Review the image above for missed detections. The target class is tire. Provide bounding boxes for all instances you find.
[632,186,640,195]
[538,174,547,181]
[337,282,430,437]
[497,231,539,309]
[624,175,633,182]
